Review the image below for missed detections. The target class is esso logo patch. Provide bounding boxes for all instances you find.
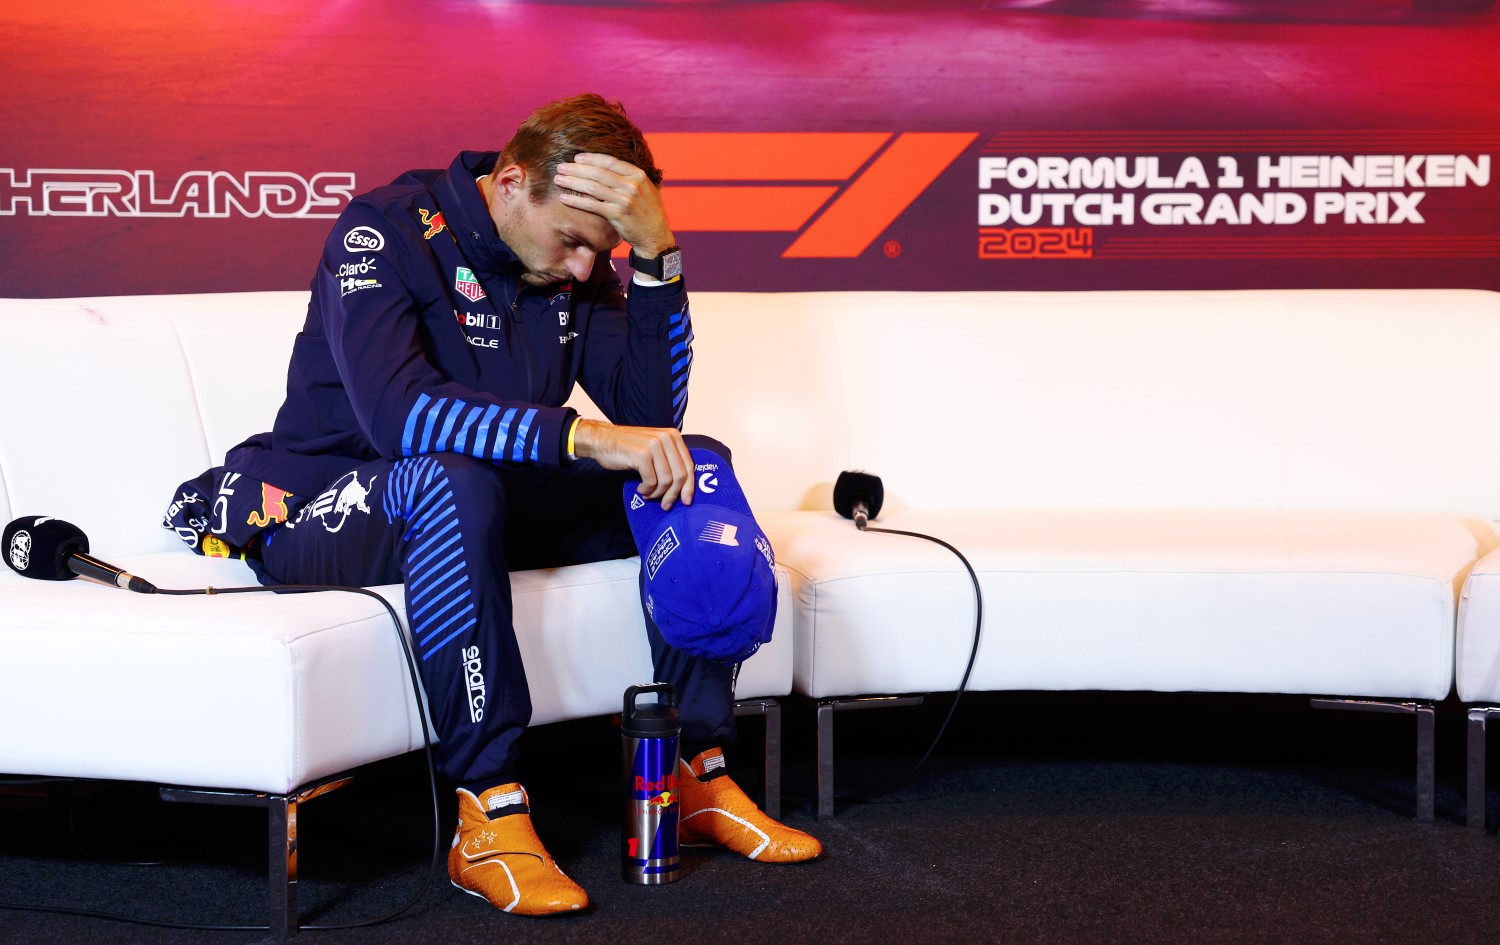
[343,226,385,253]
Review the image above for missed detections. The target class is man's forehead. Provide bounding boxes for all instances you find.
[550,200,618,249]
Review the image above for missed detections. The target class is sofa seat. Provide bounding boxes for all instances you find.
[1459,547,1500,705]
[0,552,792,795]
[767,508,1496,703]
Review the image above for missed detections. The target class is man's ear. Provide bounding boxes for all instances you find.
[492,163,527,202]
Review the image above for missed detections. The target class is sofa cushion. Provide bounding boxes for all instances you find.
[767,509,1493,702]
[1458,547,1500,704]
[0,553,792,793]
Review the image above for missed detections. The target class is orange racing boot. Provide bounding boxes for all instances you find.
[448,783,589,916]
[678,748,822,862]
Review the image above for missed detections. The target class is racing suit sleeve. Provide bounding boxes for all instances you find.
[312,203,575,465]
[577,261,693,432]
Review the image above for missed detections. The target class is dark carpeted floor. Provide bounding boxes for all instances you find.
[2,691,1497,945]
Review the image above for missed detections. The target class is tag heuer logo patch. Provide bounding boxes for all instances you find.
[455,267,486,302]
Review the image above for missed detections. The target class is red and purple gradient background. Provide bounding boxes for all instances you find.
[1,0,1496,295]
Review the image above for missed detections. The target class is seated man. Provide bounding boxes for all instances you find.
[164,92,819,915]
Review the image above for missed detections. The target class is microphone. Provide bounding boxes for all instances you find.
[833,471,884,531]
[4,516,157,593]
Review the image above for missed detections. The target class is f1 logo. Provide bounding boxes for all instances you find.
[643,132,977,258]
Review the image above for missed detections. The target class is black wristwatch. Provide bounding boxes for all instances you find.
[628,245,682,281]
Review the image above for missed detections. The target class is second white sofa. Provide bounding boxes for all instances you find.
[671,288,1500,819]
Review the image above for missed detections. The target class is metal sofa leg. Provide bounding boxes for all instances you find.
[161,775,354,940]
[816,695,926,821]
[1308,697,1436,823]
[268,795,296,940]
[1468,707,1500,829]
[734,698,784,820]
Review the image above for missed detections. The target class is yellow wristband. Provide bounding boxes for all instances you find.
[566,417,580,461]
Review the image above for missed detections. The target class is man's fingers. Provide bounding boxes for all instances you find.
[674,436,695,507]
[656,433,690,510]
[628,430,692,511]
[634,435,678,504]
[556,155,674,257]
[556,159,654,222]
[646,431,691,510]
[635,438,664,498]
[556,161,641,204]
[555,167,623,203]
[573,152,642,179]
[575,422,693,509]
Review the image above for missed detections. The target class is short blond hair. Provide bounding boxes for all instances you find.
[499,93,662,201]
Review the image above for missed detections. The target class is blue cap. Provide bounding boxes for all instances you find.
[622,448,777,663]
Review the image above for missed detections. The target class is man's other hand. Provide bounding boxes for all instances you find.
[574,419,694,510]
[554,154,675,257]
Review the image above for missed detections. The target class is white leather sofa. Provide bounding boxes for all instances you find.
[3,287,1499,927]
[0,291,794,936]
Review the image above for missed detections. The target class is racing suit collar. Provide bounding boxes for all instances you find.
[440,151,525,280]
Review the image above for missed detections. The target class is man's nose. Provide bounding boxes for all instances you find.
[566,250,595,281]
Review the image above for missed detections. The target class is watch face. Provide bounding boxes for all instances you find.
[631,246,682,280]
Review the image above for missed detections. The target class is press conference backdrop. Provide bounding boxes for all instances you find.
[2,0,1497,297]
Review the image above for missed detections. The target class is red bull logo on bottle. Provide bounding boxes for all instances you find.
[622,683,681,885]
[644,790,675,809]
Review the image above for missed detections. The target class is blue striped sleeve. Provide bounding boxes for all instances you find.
[668,303,693,429]
[452,405,483,454]
[490,407,519,461]
[510,408,538,462]
[417,397,448,454]
[402,393,433,456]
[433,398,467,452]
[471,404,502,458]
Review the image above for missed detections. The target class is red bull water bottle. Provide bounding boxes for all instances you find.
[622,683,680,885]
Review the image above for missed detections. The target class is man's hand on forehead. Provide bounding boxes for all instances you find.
[554,153,675,259]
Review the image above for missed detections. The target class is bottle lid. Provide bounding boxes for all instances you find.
[623,683,681,737]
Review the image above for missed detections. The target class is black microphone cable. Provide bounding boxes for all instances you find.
[838,524,984,805]
[0,582,444,933]
[828,471,984,805]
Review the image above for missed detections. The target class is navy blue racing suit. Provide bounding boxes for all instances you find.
[162,151,731,790]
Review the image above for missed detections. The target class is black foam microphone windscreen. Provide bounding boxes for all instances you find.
[4,516,89,581]
[834,471,884,529]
